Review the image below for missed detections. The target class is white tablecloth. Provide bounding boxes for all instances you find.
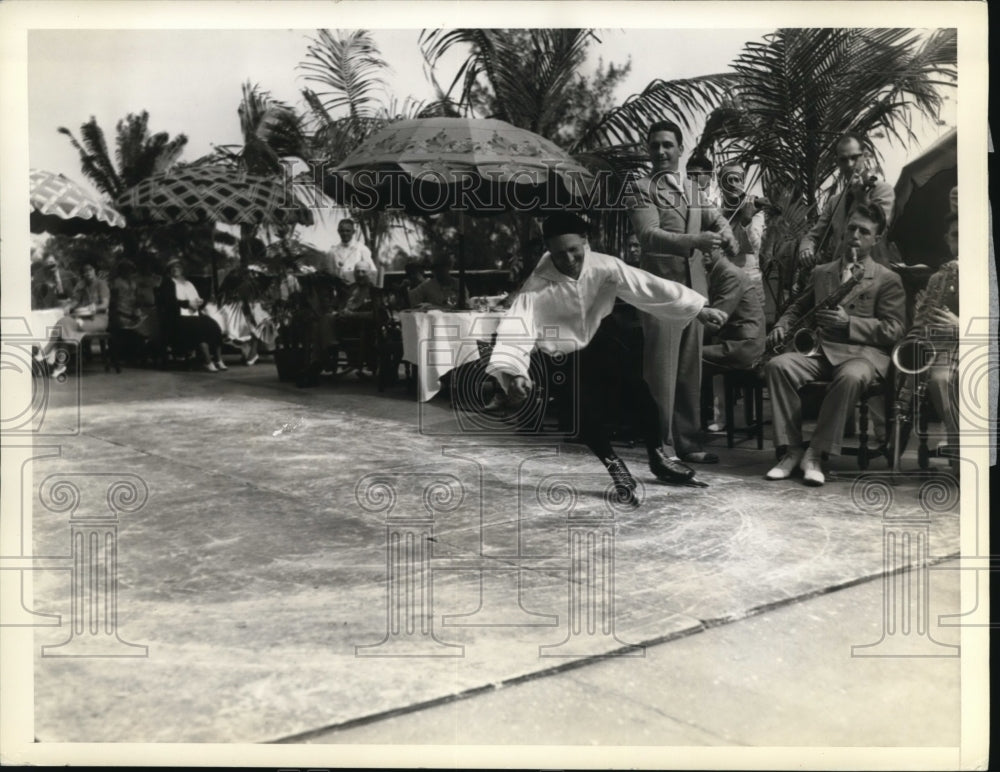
[399,309,507,401]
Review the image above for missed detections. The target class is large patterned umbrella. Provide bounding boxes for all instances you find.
[331,117,597,216]
[30,168,126,235]
[331,118,597,306]
[116,165,316,227]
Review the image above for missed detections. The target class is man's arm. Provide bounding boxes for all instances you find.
[485,281,540,391]
[799,195,836,259]
[864,181,895,230]
[774,281,816,333]
[610,258,705,323]
[628,179,701,255]
[846,271,906,348]
[702,204,740,258]
[707,262,745,317]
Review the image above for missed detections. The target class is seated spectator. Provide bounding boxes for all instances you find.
[393,259,426,310]
[333,263,379,376]
[215,266,277,366]
[109,258,157,363]
[699,247,767,431]
[158,258,227,372]
[32,255,76,310]
[34,260,109,379]
[408,253,467,309]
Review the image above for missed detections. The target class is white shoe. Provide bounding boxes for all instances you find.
[203,362,219,372]
[765,447,804,480]
[801,449,825,486]
[214,360,228,371]
[245,354,259,366]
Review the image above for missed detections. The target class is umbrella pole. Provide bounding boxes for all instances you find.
[458,210,468,310]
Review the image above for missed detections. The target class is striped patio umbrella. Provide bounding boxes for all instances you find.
[116,165,316,227]
[30,168,126,235]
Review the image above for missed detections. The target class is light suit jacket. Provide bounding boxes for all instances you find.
[629,173,739,298]
[775,256,906,376]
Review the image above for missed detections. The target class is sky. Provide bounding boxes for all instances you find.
[27,27,956,251]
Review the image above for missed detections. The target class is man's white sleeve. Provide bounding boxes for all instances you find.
[613,260,705,323]
[485,288,537,391]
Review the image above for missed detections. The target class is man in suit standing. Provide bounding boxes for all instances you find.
[798,132,896,269]
[629,120,740,481]
[765,204,906,486]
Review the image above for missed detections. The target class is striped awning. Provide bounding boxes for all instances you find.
[30,168,126,232]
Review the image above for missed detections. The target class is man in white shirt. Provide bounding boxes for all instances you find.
[487,212,728,505]
[326,218,377,285]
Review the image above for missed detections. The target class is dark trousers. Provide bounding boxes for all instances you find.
[549,321,662,462]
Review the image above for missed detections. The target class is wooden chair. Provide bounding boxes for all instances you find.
[798,377,893,470]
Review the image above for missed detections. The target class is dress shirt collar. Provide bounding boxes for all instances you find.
[534,250,591,284]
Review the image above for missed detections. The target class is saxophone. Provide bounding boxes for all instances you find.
[759,253,864,367]
[890,260,959,472]
[891,260,959,377]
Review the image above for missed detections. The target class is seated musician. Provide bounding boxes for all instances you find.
[408,253,468,309]
[699,247,766,431]
[906,213,960,464]
[764,204,905,485]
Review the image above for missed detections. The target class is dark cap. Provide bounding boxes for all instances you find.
[542,212,590,240]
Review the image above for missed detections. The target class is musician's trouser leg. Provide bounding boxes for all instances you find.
[811,357,879,455]
[925,357,960,448]
[765,352,829,450]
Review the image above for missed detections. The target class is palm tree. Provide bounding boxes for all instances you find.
[578,28,957,251]
[298,29,436,267]
[58,112,229,273]
[207,81,312,265]
[59,111,188,200]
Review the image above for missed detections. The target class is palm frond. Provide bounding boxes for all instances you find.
[571,73,735,152]
[298,29,390,121]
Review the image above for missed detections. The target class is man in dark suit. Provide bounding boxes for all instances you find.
[629,120,740,481]
[700,247,767,430]
[765,204,906,485]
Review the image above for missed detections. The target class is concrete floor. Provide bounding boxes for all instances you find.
[11,355,968,756]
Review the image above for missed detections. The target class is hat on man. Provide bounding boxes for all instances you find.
[542,211,590,239]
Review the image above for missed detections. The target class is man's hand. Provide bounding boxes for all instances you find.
[697,306,728,330]
[767,326,785,349]
[928,307,959,328]
[694,232,722,252]
[798,246,817,267]
[815,305,850,333]
[508,375,532,406]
